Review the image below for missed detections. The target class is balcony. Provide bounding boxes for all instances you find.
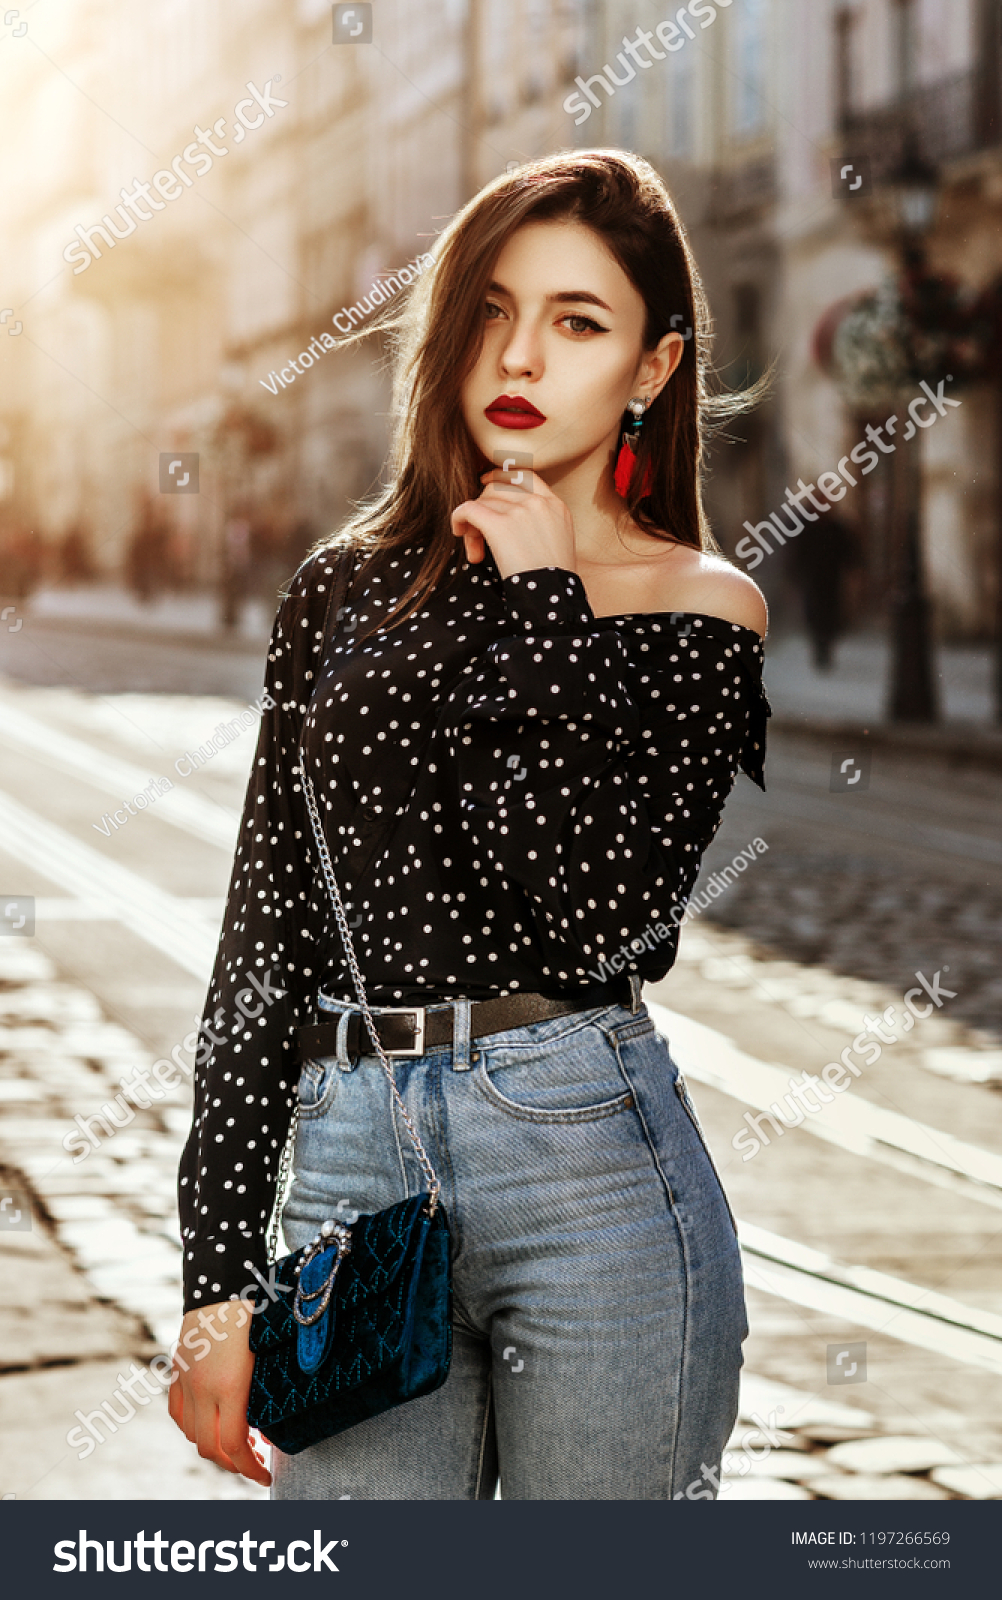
[840,66,1002,183]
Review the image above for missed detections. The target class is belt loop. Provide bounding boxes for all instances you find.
[629,974,642,1014]
[451,997,472,1071]
[335,1007,355,1069]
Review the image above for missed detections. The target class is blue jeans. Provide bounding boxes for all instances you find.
[271,985,747,1501]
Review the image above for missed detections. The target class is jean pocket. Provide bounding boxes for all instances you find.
[475,1033,636,1123]
[297,1055,345,1119]
[674,1073,738,1236]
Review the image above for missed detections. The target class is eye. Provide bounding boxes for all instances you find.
[559,313,609,336]
[485,300,507,321]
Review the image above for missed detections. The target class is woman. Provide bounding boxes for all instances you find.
[169,150,769,1500]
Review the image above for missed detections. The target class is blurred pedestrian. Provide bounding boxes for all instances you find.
[219,515,251,629]
[58,522,95,584]
[789,511,863,669]
[0,520,45,599]
[126,493,171,604]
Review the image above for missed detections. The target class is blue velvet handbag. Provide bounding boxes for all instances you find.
[246,1192,452,1454]
[245,549,452,1454]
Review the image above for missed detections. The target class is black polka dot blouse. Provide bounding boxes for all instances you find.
[178,539,771,1308]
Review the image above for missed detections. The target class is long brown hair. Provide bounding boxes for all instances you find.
[314,149,758,644]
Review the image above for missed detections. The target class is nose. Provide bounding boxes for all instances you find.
[498,316,542,381]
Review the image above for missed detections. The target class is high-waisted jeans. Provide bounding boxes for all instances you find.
[271,983,747,1501]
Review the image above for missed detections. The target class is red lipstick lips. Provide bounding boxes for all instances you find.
[484,393,547,430]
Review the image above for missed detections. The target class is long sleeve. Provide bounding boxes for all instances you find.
[178,555,335,1310]
[440,565,769,983]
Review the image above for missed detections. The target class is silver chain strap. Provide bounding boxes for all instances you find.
[266,762,444,1265]
[267,1098,300,1265]
[299,754,442,1196]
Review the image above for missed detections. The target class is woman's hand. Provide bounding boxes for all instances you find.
[452,468,577,580]
[167,1300,272,1487]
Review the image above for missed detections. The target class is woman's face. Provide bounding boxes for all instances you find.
[460,218,681,480]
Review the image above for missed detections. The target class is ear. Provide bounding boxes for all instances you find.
[638,330,685,400]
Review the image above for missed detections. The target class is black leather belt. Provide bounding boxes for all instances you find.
[297,975,637,1063]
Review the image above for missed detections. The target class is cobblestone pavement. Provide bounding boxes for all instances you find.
[1,632,1001,1500]
[699,729,1002,1046]
[0,941,265,1501]
[699,850,1002,1046]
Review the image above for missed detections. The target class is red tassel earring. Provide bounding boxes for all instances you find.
[614,396,653,498]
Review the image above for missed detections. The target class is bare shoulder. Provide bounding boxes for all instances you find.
[658,546,768,638]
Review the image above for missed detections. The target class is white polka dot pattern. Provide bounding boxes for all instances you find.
[178,543,770,1308]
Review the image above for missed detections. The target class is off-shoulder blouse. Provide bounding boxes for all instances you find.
[178,539,770,1309]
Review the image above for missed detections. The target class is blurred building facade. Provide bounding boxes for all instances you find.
[579,0,1001,641]
[0,0,999,644]
[0,0,592,601]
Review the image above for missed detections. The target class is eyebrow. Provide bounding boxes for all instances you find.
[487,280,614,313]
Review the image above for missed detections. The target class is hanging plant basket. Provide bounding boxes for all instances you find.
[824,264,981,410]
[830,279,913,411]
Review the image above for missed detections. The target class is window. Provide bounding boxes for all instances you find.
[731,0,769,139]
[834,7,856,129]
[891,0,917,98]
[665,44,696,158]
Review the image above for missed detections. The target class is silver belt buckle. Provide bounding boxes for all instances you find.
[377,1005,426,1056]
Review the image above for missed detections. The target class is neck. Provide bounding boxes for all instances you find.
[538,434,639,566]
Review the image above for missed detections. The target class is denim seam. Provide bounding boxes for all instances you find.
[473,1373,495,1500]
[611,1033,686,1494]
[387,1073,410,1198]
[604,1017,655,1047]
[430,1059,463,1259]
[297,1059,345,1122]
[471,1065,634,1125]
[674,1076,739,1237]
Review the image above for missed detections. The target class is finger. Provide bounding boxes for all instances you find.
[450,505,498,549]
[167,1378,184,1430]
[220,1412,273,1486]
[450,515,484,563]
[451,500,509,538]
[224,1438,272,1487]
[194,1405,241,1475]
[478,478,534,497]
[479,468,539,492]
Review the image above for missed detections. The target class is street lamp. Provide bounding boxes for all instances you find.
[885,135,940,723]
[886,137,939,240]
